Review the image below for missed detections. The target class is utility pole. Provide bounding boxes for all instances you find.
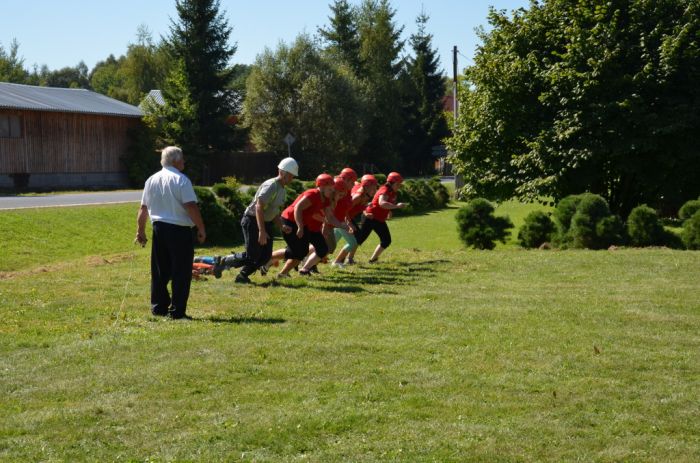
[453,45,459,127]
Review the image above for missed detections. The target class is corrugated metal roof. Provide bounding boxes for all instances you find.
[0,82,143,118]
[140,89,165,109]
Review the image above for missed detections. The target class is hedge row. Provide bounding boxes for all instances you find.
[196,176,450,246]
[457,194,700,250]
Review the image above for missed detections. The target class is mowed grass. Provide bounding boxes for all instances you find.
[1,202,699,462]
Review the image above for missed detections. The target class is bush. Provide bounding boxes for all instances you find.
[553,194,583,235]
[429,177,451,208]
[553,193,622,249]
[284,179,306,208]
[211,182,249,219]
[569,194,620,249]
[679,199,700,222]
[627,205,664,247]
[518,211,555,248]
[193,186,240,246]
[681,210,700,250]
[373,173,387,185]
[456,198,513,250]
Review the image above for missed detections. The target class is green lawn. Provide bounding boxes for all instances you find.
[1,203,698,462]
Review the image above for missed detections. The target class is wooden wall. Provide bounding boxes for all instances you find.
[0,109,140,174]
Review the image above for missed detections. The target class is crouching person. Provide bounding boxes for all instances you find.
[272,173,341,278]
[214,157,298,283]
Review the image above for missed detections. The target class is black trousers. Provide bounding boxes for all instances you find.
[355,217,392,248]
[238,215,274,277]
[282,219,329,260]
[151,221,194,317]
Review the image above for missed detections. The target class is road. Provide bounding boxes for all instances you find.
[0,191,143,210]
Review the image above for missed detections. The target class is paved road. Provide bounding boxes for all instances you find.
[0,190,143,210]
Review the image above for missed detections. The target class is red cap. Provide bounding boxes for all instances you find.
[387,172,403,184]
[334,176,346,191]
[340,167,357,182]
[360,174,377,186]
[315,173,334,187]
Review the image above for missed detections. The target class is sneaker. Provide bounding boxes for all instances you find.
[235,274,252,284]
[310,265,320,274]
[346,258,356,265]
[276,272,291,279]
[259,263,270,276]
[331,262,345,269]
[168,313,193,320]
[299,269,312,276]
[368,258,378,264]
[212,256,224,279]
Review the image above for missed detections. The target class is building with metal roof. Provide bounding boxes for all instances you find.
[0,82,144,190]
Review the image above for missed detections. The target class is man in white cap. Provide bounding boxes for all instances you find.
[213,157,298,283]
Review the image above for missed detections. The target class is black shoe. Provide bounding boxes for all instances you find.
[310,265,320,274]
[168,313,193,320]
[299,269,312,276]
[212,256,224,279]
[235,274,252,284]
[259,263,270,276]
[151,309,168,317]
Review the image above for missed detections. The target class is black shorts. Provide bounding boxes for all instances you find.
[282,219,329,260]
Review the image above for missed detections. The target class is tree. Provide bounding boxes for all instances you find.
[0,39,29,83]
[318,0,362,76]
[90,54,129,101]
[446,0,700,215]
[38,62,90,88]
[243,35,366,175]
[167,0,238,159]
[400,11,449,175]
[356,0,405,171]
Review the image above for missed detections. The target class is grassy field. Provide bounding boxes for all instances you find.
[1,201,699,462]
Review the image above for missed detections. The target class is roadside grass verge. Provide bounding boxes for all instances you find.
[1,203,699,461]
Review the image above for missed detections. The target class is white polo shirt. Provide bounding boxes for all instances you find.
[141,166,198,227]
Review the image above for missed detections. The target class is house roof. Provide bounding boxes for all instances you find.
[140,89,165,109]
[0,82,143,118]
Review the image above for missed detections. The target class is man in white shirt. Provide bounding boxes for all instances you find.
[136,146,206,319]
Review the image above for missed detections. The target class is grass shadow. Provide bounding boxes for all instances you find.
[205,316,286,325]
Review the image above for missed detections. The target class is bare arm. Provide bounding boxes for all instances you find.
[294,197,313,237]
[255,199,269,245]
[324,205,348,229]
[184,201,206,243]
[135,205,149,246]
[378,194,407,210]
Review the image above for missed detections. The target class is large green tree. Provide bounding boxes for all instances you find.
[243,35,365,175]
[356,0,405,171]
[447,0,700,215]
[167,0,238,168]
[400,11,449,175]
[318,0,363,76]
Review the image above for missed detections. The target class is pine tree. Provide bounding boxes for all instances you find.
[318,0,362,76]
[167,0,237,176]
[356,0,405,171]
[401,11,449,175]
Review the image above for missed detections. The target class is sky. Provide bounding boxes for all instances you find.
[0,0,530,76]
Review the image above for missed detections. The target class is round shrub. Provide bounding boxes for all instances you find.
[681,210,700,250]
[553,194,583,234]
[211,182,249,219]
[568,193,618,249]
[284,179,306,208]
[627,204,664,247]
[518,211,555,248]
[679,199,700,222]
[193,186,240,246]
[429,177,451,208]
[456,198,513,250]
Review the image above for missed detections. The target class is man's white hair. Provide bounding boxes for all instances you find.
[161,146,183,167]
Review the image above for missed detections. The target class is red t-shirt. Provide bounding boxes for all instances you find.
[281,188,328,232]
[365,185,396,222]
[347,184,368,220]
[332,192,352,225]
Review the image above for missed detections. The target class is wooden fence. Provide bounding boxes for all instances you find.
[203,151,280,185]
